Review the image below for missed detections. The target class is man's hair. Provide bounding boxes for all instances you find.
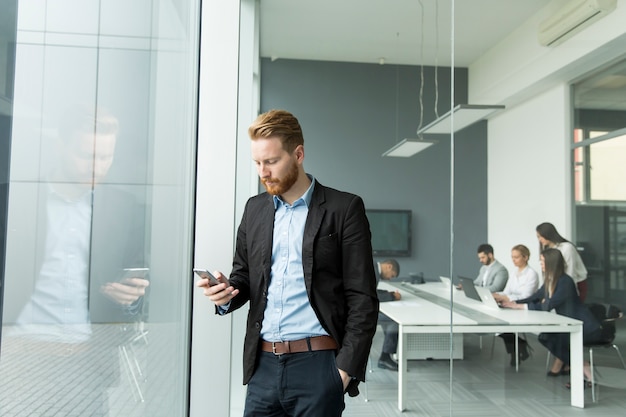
[60,104,119,142]
[511,244,530,259]
[477,243,494,255]
[248,109,304,153]
[382,259,400,276]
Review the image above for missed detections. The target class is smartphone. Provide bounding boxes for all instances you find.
[193,268,227,287]
[122,267,150,280]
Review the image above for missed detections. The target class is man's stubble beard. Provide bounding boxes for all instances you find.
[262,159,299,196]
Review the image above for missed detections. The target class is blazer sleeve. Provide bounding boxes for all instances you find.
[217,199,252,314]
[474,266,486,286]
[541,275,577,312]
[520,276,577,312]
[377,289,396,302]
[517,285,545,310]
[486,263,508,292]
[334,195,379,386]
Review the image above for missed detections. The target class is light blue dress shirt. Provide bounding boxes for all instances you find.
[13,187,93,343]
[260,175,328,342]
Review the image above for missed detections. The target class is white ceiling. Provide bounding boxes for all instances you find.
[259,0,626,111]
[259,0,550,67]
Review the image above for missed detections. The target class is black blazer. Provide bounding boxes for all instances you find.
[223,180,379,393]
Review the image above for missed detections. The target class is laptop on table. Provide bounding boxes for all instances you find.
[475,286,501,309]
[458,276,501,308]
[458,276,482,302]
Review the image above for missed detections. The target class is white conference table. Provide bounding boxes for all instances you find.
[378,281,585,411]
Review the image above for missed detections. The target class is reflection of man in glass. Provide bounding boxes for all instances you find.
[0,105,149,416]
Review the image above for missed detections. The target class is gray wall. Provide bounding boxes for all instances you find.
[259,58,487,281]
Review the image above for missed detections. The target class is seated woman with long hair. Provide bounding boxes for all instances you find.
[502,248,602,380]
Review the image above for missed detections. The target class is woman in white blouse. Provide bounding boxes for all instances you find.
[494,244,539,304]
[493,244,539,366]
[536,222,588,302]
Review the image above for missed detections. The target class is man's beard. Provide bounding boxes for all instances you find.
[261,160,299,196]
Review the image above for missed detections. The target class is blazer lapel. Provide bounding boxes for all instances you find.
[259,194,276,286]
[302,183,326,288]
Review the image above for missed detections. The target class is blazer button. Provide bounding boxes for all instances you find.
[254,322,260,329]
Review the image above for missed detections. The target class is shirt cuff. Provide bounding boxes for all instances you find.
[217,302,231,315]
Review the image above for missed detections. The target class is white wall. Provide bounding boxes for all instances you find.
[475,0,626,277]
[470,0,626,109]
[488,84,571,278]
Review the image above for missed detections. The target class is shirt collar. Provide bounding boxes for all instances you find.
[273,174,316,209]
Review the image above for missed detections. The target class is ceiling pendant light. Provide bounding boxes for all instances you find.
[416,103,505,135]
[381,138,437,157]
[383,0,504,157]
[382,0,436,158]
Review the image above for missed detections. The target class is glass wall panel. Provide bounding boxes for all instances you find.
[0,1,200,416]
[256,0,626,415]
[574,59,626,309]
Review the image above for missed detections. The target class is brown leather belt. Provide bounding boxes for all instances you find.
[261,335,338,355]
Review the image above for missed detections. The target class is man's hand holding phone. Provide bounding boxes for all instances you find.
[194,268,238,306]
[101,267,150,306]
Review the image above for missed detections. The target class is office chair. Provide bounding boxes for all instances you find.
[586,304,625,402]
[545,304,625,403]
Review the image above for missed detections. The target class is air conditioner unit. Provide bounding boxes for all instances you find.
[538,0,617,47]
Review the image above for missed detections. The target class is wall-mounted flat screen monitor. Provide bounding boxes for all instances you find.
[365,209,412,257]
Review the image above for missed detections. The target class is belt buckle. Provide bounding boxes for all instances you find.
[272,341,289,355]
